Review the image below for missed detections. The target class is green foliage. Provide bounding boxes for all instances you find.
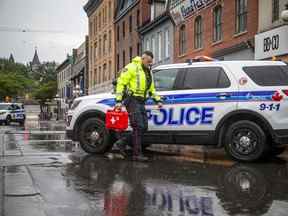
[0,58,35,100]
[0,58,58,103]
[33,81,57,104]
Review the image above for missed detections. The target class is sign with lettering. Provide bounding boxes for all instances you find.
[169,0,216,25]
[255,25,288,60]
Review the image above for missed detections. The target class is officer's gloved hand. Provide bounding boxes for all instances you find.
[114,102,123,112]
[157,102,163,109]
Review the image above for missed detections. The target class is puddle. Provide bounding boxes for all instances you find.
[63,155,288,216]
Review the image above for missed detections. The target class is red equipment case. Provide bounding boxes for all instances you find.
[105,110,129,131]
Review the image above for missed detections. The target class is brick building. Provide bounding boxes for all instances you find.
[84,0,116,94]
[115,0,151,72]
[171,0,258,62]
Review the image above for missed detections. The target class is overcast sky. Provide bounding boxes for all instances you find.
[0,0,88,64]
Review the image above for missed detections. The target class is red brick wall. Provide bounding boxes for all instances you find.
[174,0,258,63]
[115,0,151,72]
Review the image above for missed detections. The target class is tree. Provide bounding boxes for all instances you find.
[33,81,57,104]
[0,58,35,101]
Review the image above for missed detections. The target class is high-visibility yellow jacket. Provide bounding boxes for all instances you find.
[115,56,161,102]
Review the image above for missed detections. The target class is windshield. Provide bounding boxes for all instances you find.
[0,104,9,110]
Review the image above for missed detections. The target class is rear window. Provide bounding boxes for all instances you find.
[243,65,288,86]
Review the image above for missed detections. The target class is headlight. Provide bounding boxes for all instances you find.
[0,112,6,115]
[71,100,82,110]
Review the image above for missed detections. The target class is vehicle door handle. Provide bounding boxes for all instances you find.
[216,93,231,99]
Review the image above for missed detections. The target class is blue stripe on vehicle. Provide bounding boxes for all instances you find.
[97,91,275,107]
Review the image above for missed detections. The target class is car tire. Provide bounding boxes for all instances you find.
[5,115,11,126]
[79,117,112,154]
[224,120,268,162]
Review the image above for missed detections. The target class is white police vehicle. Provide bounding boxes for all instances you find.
[0,103,26,126]
[66,59,288,162]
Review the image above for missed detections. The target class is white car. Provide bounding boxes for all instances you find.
[66,59,288,162]
[0,103,26,126]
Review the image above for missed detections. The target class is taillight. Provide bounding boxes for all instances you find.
[282,90,288,96]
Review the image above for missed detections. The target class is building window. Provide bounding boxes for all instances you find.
[129,15,132,32]
[137,43,140,55]
[103,63,107,81]
[94,42,97,59]
[129,46,133,61]
[235,0,247,34]
[98,66,101,83]
[194,16,203,49]
[151,35,156,56]
[89,21,92,36]
[117,54,120,71]
[179,25,186,55]
[94,17,97,35]
[272,0,279,22]
[108,1,112,21]
[108,61,112,80]
[137,10,140,27]
[103,34,107,55]
[94,68,97,85]
[122,21,126,38]
[108,30,112,52]
[99,38,102,56]
[164,29,169,59]
[213,6,222,42]
[123,50,126,67]
[145,38,150,51]
[158,32,162,61]
[117,25,120,41]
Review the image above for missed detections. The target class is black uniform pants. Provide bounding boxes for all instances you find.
[123,96,148,156]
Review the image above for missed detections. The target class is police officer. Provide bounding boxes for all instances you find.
[114,51,162,161]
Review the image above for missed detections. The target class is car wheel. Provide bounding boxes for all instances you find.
[270,146,286,157]
[5,115,11,125]
[79,117,112,154]
[224,120,268,162]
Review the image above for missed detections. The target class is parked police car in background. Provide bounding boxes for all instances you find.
[0,103,26,126]
[66,58,288,162]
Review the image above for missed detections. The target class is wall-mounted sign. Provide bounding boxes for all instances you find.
[255,25,288,60]
[169,0,216,25]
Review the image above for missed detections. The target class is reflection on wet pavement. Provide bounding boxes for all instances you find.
[1,119,288,216]
[63,155,288,216]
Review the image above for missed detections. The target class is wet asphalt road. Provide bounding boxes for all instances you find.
[1,113,288,215]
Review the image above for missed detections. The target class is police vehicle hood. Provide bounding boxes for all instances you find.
[77,92,114,102]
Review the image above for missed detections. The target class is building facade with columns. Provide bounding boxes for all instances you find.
[171,0,258,62]
[84,0,116,94]
[255,0,288,61]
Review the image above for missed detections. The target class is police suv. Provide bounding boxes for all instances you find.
[0,103,26,126]
[66,59,288,162]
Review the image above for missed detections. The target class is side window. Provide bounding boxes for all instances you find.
[182,67,230,89]
[153,68,180,91]
[243,66,288,86]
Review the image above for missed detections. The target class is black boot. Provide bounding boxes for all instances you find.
[114,139,127,158]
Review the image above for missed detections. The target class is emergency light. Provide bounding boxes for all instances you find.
[105,109,129,131]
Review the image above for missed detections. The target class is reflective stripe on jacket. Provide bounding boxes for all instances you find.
[115,56,161,102]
